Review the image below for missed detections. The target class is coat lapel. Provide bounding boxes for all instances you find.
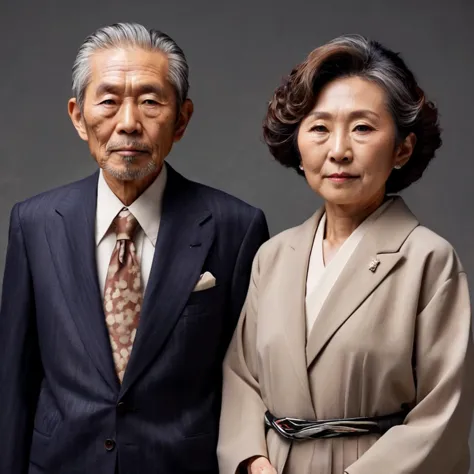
[46,172,120,392]
[306,197,419,368]
[271,209,325,418]
[120,165,215,395]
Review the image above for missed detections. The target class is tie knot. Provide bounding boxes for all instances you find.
[113,208,139,241]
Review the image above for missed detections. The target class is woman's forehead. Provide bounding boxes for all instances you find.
[311,76,387,116]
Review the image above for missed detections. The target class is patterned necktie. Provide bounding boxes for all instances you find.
[104,208,143,382]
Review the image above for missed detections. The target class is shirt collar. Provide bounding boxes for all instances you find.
[95,165,167,247]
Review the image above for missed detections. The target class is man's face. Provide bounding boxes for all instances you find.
[69,47,192,182]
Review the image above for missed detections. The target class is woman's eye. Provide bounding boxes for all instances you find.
[354,124,373,132]
[310,125,328,133]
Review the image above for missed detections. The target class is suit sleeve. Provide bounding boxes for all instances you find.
[346,270,474,474]
[223,208,269,348]
[0,204,43,474]
[217,245,269,474]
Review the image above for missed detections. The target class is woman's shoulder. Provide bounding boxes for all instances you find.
[405,224,463,270]
[255,225,299,265]
[264,225,301,248]
[381,197,464,278]
[257,216,315,260]
[401,224,466,301]
[252,211,321,280]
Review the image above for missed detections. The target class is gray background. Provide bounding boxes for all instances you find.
[2,0,474,469]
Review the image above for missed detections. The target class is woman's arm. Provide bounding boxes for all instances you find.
[217,249,272,474]
[346,269,473,474]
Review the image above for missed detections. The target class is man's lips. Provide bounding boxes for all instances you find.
[112,149,149,156]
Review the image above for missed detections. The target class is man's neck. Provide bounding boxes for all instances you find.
[102,168,162,206]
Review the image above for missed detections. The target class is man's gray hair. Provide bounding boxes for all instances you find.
[72,22,189,111]
[327,34,424,137]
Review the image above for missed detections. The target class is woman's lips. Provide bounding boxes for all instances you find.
[326,173,358,183]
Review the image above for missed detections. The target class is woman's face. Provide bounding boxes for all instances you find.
[297,76,414,209]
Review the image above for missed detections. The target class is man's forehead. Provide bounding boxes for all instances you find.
[89,47,169,78]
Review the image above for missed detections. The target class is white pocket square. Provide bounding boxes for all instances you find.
[192,271,216,292]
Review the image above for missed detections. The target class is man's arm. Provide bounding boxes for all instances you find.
[227,208,269,345]
[0,203,43,474]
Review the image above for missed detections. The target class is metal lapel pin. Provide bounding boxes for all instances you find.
[368,257,380,273]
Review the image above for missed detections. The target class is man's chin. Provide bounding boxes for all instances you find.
[103,162,159,182]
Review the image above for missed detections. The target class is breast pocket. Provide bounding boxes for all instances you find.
[182,285,222,317]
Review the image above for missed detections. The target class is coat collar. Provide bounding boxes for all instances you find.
[276,197,419,400]
[292,197,420,368]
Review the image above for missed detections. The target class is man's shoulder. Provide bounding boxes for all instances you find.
[170,169,269,247]
[183,176,262,222]
[14,173,97,220]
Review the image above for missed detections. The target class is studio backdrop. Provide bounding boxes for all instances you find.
[1,0,473,470]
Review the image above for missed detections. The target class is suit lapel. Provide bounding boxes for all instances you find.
[46,172,120,392]
[120,166,215,395]
[306,197,419,368]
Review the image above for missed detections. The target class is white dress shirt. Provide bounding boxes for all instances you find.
[95,166,167,298]
[305,199,392,334]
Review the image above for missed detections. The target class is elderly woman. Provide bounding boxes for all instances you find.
[217,36,473,474]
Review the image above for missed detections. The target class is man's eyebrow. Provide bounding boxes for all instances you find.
[95,83,122,96]
[94,83,167,97]
[135,84,166,97]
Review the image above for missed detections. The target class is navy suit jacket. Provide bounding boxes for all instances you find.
[0,164,269,474]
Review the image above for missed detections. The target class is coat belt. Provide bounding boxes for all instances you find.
[264,406,409,440]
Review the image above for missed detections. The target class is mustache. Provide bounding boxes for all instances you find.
[106,141,151,153]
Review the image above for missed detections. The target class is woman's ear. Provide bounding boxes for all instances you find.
[394,132,417,168]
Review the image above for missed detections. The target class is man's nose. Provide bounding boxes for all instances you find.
[116,101,142,134]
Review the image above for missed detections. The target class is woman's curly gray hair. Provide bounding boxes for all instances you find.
[263,34,442,193]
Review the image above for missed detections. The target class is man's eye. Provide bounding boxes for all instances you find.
[100,99,116,105]
[143,99,158,105]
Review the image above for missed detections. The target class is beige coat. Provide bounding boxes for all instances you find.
[217,197,474,474]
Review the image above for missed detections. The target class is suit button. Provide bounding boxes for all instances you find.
[117,402,127,415]
[104,439,116,451]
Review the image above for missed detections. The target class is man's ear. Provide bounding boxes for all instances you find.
[394,132,417,168]
[173,99,194,142]
[68,98,88,141]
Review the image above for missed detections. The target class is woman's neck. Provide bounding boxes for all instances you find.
[322,193,386,265]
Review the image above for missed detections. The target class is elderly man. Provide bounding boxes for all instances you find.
[0,23,268,474]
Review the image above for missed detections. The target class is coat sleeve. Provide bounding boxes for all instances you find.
[0,204,43,474]
[346,270,474,474]
[217,244,269,474]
